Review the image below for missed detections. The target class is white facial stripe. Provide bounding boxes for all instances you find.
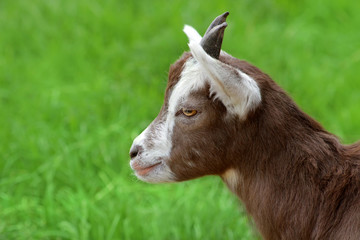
[168,58,207,116]
[130,57,206,183]
[130,118,175,183]
[147,58,205,156]
[133,119,172,161]
[166,58,207,137]
[147,120,172,158]
[131,117,172,164]
[132,125,150,147]
[131,59,205,162]
[161,57,207,154]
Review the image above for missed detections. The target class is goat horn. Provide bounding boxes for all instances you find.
[200,12,229,59]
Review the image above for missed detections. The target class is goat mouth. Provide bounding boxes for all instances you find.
[133,162,162,176]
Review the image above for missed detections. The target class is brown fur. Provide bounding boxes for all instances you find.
[164,52,360,239]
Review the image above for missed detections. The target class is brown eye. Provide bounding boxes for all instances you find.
[182,108,197,117]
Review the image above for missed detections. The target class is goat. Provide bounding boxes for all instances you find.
[129,12,360,239]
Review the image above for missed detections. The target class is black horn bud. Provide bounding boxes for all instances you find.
[200,12,229,59]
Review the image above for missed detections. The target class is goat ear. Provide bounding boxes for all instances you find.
[183,25,202,44]
[200,12,229,59]
[188,41,262,119]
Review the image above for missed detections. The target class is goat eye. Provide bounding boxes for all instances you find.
[182,108,197,117]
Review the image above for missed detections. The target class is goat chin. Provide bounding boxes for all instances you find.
[129,12,360,240]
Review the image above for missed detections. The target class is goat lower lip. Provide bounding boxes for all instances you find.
[134,162,161,176]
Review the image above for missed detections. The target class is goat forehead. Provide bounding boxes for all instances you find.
[143,57,206,152]
[137,58,204,153]
[167,58,207,114]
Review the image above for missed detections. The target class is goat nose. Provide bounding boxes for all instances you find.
[129,144,143,159]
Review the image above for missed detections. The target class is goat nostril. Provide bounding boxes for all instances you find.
[130,151,138,159]
[129,145,143,159]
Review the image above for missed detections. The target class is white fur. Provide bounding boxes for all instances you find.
[132,125,149,147]
[141,58,207,161]
[130,120,175,183]
[222,168,241,194]
[168,58,207,117]
[130,58,207,183]
[183,25,202,43]
[187,41,262,119]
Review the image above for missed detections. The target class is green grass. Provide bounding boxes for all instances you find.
[0,0,359,239]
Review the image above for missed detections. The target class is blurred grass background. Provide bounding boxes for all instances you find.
[0,0,359,239]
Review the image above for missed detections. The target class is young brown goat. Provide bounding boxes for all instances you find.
[129,12,360,239]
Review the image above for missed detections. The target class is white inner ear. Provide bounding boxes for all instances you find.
[187,41,262,119]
